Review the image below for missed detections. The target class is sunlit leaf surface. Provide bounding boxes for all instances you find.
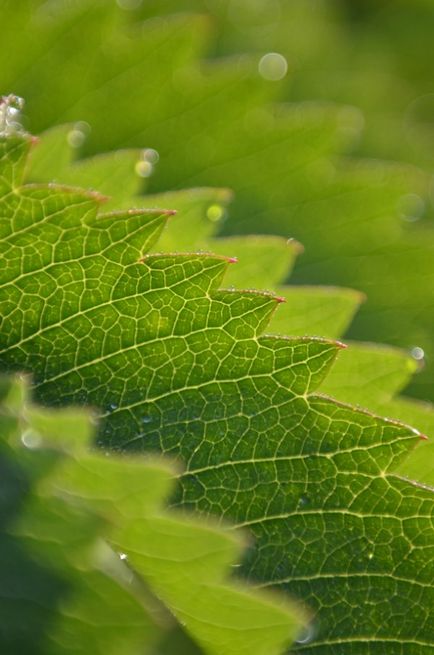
[1,131,433,653]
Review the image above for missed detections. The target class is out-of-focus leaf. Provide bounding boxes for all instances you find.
[0,377,165,655]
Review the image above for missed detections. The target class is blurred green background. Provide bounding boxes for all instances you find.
[1,0,434,401]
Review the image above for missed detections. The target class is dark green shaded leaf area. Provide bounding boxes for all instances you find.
[0,381,68,655]
[1,134,434,653]
[0,377,163,655]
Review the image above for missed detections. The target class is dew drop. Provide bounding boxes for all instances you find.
[67,130,84,148]
[21,429,42,449]
[76,391,88,404]
[206,204,225,222]
[298,495,309,507]
[0,95,25,136]
[108,402,118,411]
[296,623,316,645]
[398,193,425,222]
[367,552,374,560]
[6,95,23,112]
[143,148,159,164]
[411,346,425,361]
[119,552,128,561]
[135,160,153,178]
[258,52,288,81]
[141,415,153,424]
[67,122,90,148]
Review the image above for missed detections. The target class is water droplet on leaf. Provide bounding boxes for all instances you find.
[21,429,42,449]
[0,95,25,136]
[296,623,316,645]
[258,53,288,81]
[67,130,84,148]
[135,160,153,178]
[206,204,225,222]
[398,193,425,222]
[411,346,425,361]
[67,122,90,148]
[143,148,159,164]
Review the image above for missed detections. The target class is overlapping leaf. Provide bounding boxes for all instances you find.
[1,129,434,653]
[0,376,167,655]
[1,374,303,655]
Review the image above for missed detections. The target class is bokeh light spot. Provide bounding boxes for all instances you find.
[258,53,288,81]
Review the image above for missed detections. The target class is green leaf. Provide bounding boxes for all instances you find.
[27,122,434,491]
[315,341,434,487]
[27,124,363,340]
[0,377,165,655]
[270,286,364,340]
[321,342,420,409]
[383,398,434,487]
[4,0,434,404]
[1,375,303,655]
[1,131,433,653]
